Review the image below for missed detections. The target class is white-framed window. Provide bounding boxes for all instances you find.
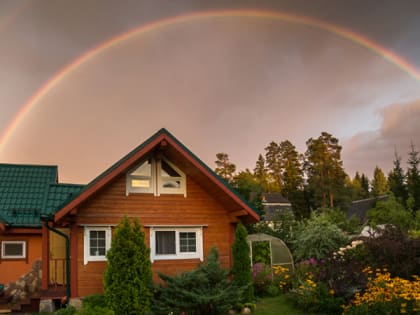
[1,240,26,259]
[127,157,186,196]
[150,227,203,262]
[83,226,112,265]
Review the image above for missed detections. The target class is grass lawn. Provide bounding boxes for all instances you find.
[253,295,308,315]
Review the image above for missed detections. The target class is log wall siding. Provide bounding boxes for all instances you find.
[74,174,236,297]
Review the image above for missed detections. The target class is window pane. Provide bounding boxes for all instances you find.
[162,180,181,188]
[131,179,150,188]
[131,159,152,176]
[179,232,196,252]
[161,160,181,177]
[156,231,176,255]
[4,243,23,256]
[89,230,106,256]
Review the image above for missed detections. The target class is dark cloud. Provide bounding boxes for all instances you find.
[343,99,420,178]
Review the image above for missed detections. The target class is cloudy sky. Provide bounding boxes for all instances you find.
[0,0,419,184]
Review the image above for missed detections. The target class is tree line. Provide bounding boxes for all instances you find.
[215,132,420,219]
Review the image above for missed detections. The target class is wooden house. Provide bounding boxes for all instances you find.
[39,128,259,299]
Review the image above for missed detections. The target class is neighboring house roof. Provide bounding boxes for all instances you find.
[0,163,84,228]
[261,193,292,221]
[346,195,389,222]
[54,128,260,223]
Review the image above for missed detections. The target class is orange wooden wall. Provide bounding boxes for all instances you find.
[0,234,42,284]
[73,174,235,297]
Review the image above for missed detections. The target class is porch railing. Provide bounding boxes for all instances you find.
[49,258,66,287]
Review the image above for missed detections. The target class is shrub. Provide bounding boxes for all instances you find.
[76,305,114,315]
[252,263,273,297]
[367,195,413,231]
[343,268,420,315]
[232,222,254,302]
[293,212,348,261]
[55,306,76,315]
[82,294,106,308]
[362,225,420,278]
[104,216,152,315]
[152,247,244,315]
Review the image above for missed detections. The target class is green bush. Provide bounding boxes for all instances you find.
[104,216,152,315]
[76,304,114,315]
[367,195,413,231]
[82,294,106,308]
[152,247,244,315]
[55,306,76,315]
[293,212,348,261]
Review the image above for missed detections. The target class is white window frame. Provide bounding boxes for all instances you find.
[127,157,186,197]
[1,240,26,259]
[150,227,203,262]
[126,158,156,194]
[157,158,186,196]
[83,226,112,265]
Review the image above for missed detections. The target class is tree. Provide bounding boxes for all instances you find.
[264,141,282,192]
[278,140,303,198]
[371,166,389,197]
[304,132,347,209]
[233,169,262,201]
[407,142,420,213]
[360,173,370,198]
[215,152,236,183]
[231,222,254,303]
[104,217,152,315]
[350,172,370,200]
[253,154,269,191]
[388,151,408,204]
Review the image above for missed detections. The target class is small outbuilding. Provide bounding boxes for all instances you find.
[247,233,294,272]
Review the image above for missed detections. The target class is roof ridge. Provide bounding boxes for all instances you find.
[0,163,58,168]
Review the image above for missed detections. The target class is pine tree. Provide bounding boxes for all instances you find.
[104,216,152,315]
[388,151,408,204]
[254,154,269,191]
[407,142,420,213]
[264,141,282,192]
[231,222,254,303]
[304,132,347,208]
[360,173,370,198]
[278,140,303,198]
[153,248,244,315]
[371,166,389,197]
[215,152,236,183]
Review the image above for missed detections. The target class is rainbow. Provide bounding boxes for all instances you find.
[1,9,419,153]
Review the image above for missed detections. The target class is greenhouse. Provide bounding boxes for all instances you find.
[247,233,294,272]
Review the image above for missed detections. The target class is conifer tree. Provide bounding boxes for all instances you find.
[304,132,347,208]
[215,152,236,183]
[104,216,152,315]
[388,151,408,204]
[407,142,420,213]
[153,247,244,315]
[231,222,254,303]
[279,140,303,198]
[371,166,389,197]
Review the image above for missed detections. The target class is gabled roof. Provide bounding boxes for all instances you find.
[0,163,84,228]
[346,195,389,222]
[262,193,291,204]
[54,128,259,223]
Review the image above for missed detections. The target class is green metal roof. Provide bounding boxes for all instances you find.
[44,183,84,215]
[0,163,84,228]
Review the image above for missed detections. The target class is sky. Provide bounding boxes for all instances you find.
[0,0,420,184]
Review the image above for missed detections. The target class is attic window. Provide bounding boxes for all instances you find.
[127,157,186,196]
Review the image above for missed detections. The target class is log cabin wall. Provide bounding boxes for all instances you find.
[74,173,234,297]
